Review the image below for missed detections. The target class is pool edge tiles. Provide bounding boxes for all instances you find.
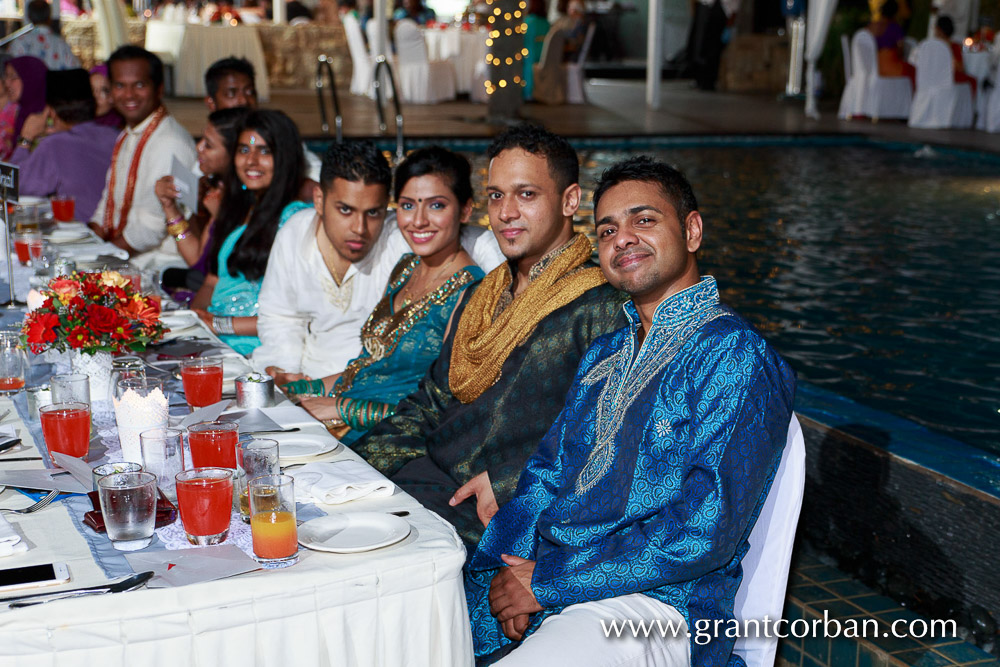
[795,382,1000,503]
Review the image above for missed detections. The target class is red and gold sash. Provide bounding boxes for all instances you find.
[102,106,168,240]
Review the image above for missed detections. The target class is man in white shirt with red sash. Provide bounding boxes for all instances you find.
[90,46,196,269]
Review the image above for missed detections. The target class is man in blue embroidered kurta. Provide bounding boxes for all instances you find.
[466,157,797,666]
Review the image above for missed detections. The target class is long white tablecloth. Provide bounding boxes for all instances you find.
[145,20,271,101]
[423,27,488,94]
[0,260,473,665]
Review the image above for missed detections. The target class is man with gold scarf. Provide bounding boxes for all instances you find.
[354,125,626,545]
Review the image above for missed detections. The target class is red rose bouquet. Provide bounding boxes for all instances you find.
[21,271,167,355]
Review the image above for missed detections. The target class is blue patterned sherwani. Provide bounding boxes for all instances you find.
[465,276,797,666]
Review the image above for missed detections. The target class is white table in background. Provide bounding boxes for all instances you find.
[422,26,487,94]
[145,20,271,100]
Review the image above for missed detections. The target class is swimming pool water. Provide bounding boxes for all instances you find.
[314,138,1000,456]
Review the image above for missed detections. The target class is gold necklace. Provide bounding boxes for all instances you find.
[316,224,348,286]
[399,256,463,307]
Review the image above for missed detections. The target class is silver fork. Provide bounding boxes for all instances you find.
[0,490,59,515]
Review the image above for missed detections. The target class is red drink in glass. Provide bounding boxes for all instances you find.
[0,377,25,392]
[40,402,91,462]
[51,197,75,222]
[188,422,239,468]
[175,468,234,545]
[13,241,30,264]
[181,363,223,408]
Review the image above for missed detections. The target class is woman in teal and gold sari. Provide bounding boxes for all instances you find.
[285,147,486,445]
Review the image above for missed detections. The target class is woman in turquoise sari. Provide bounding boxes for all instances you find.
[192,109,307,355]
[286,147,485,445]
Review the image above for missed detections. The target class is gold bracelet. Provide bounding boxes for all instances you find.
[167,220,189,237]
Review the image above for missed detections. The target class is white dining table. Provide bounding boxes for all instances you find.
[962,48,993,88]
[0,260,473,665]
[144,20,271,101]
[422,26,488,94]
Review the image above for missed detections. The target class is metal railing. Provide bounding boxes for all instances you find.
[372,56,404,162]
[0,25,34,49]
[315,55,343,143]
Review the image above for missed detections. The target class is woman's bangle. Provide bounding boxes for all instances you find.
[174,229,191,241]
[212,315,235,336]
[167,220,189,237]
[166,214,184,226]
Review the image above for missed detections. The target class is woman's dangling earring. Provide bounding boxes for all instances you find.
[241,183,248,191]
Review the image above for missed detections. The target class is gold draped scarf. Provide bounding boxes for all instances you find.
[449,233,607,404]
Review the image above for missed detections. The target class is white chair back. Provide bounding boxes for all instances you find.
[576,21,596,66]
[342,12,369,63]
[394,18,429,65]
[733,413,807,667]
[851,29,877,79]
[914,38,954,91]
[841,33,852,81]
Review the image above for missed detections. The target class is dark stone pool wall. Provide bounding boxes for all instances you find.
[795,413,1000,646]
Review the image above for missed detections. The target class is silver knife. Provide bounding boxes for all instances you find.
[4,571,154,607]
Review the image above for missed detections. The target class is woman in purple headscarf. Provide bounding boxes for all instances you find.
[89,64,124,130]
[0,56,47,160]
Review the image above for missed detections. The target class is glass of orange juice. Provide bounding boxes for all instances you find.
[248,474,298,567]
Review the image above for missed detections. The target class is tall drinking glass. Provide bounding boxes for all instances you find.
[50,195,75,222]
[0,331,27,394]
[180,357,224,408]
[140,427,186,502]
[98,471,157,551]
[50,373,91,405]
[175,467,234,545]
[39,402,91,463]
[236,439,279,523]
[12,229,41,266]
[110,356,145,402]
[187,421,239,469]
[248,474,298,567]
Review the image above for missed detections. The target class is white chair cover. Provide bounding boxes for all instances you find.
[532,26,567,105]
[841,33,852,82]
[908,38,974,128]
[565,22,596,104]
[978,65,1000,131]
[839,29,912,120]
[393,19,457,104]
[343,12,374,97]
[733,414,807,667]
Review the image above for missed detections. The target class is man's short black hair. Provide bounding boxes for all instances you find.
[593,156,699,228]
[486,123,579,192]
[319,140,392,192]
[26,0,50,25]
[46,68,95,124]
[107,45,164,89]
[937,15,955,38]
[204,57,256,99]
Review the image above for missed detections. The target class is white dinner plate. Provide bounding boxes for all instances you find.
[276,431,340,461]
[16,195,46,205]
[46,229,90,244]
[298,513,411,553]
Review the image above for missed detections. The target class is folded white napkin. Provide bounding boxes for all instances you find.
[289,460,395,505]
[0,514,27,557]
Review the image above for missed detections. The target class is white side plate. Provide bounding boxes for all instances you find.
[298,513,411,553]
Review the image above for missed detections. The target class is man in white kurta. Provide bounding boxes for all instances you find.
[90,47,196,269]
[253,141,504,380]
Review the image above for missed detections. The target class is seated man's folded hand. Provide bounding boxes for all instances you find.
[489,554,543,635]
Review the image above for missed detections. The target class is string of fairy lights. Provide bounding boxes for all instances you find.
[483,0,530,96]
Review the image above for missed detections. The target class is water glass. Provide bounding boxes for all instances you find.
[92,461,143,492]
[175,467,234,545]
[248,474,298,567]
[0,331,27,395]
[39,402,90,463]
[140,427,186,502]
[110,355,145,402]
[113,377,168,464]
[180,357,224,408]
[187,421,239,469]
[98,471,158,551]
[236,439,279,523]
[50,373,91,405]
